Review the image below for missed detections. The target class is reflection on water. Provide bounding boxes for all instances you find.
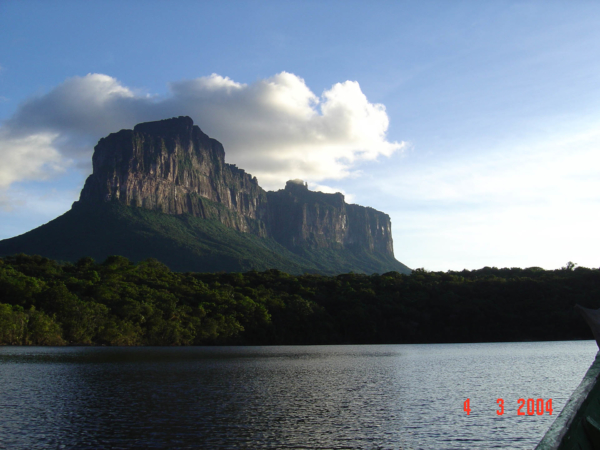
[0,341,596,449]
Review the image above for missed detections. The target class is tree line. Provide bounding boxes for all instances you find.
[0,254,598,345]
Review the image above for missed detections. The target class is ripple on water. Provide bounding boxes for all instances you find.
[0,341,596,449]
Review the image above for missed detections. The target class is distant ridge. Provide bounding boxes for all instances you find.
[0,117,411,275]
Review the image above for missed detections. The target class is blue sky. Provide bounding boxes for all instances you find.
[1,1,600,271]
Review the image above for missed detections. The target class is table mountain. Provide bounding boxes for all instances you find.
[0,117,410,275]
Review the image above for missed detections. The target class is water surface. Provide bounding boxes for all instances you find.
[0,341,596,449]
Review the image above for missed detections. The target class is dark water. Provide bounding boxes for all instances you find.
[0,341,596,449]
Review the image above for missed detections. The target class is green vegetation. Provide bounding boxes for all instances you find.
[0,254,598,346]
[0,201,410,275]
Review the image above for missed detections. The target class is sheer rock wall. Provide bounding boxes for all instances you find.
[78,117,395,257]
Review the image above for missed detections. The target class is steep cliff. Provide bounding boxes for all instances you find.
[78,116,269,236]
[0,117,410,275]
[267,180,394,256]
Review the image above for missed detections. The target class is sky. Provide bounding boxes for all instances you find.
[1,0,600,272]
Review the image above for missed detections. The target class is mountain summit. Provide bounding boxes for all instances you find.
[0,117,410,275]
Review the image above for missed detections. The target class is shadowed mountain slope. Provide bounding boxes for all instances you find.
[0,117,411,275]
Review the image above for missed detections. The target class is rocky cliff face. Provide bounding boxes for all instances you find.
[79,116,269,235]
[267,180,394,256]
[78,117,396,258]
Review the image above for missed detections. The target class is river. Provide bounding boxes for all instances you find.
[0,341,596,449]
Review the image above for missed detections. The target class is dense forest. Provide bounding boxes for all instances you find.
[0,254,598,346]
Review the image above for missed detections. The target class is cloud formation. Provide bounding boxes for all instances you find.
[0,72,404,190]
[0,130,64,189]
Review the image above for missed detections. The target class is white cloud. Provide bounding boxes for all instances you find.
[0,72,404,192]
[8,73,137,138]
[0,130,66,189]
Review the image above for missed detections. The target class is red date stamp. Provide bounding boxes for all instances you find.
[463,398,553,416]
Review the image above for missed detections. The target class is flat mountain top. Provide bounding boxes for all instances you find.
[0,116,411,275]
